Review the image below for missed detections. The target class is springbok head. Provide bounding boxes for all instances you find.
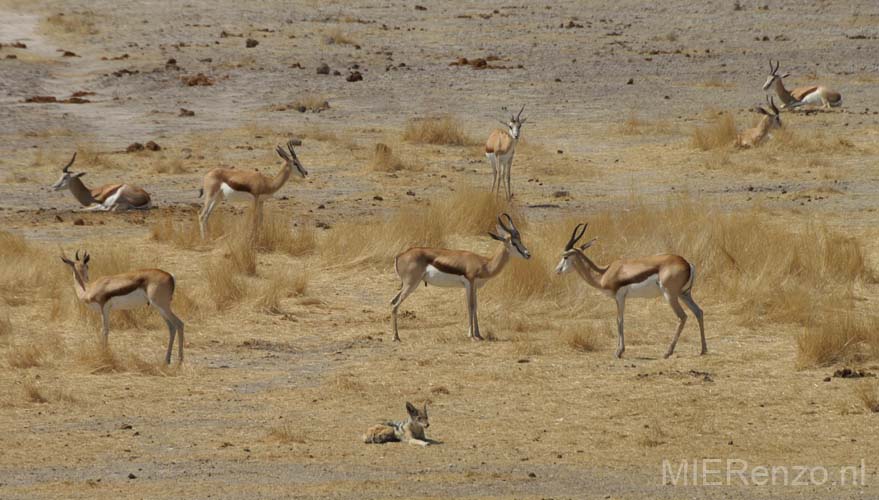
[275,139,308,178]
[762,59,790,91]
[50,153,85,191]
[755,95,782,128]
[60,249,92,282]
[555,223,598,274]
[488,213,531,260]
[498,105,527,140]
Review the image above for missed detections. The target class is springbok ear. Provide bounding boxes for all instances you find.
[60,256,73,266]
[405,402,418,416]
[73,172,87,178]
[487,232,505,241]
[754,107,768,115]
[495,223,509,236]
[781,72,790,78]
[580,238,598,251]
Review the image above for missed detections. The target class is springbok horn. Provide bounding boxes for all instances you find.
[62,152,77,173]
[516,104,525,121]
[565,223,585,251]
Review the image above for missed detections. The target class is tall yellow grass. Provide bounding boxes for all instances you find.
[403,115,474,146]
[690,113,737,150]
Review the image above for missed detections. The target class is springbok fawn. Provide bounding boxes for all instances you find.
[736,96,782,148]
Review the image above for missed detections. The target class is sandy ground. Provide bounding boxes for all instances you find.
[2,1,879,498]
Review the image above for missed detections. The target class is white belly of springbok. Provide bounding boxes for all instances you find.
[423,265,485,288]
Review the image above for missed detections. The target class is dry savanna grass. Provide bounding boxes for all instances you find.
[403,115,474,146]
[855,380,879,413]
[255,268,308,314]
[152,155,188,174]
[323,28,357,45]
[44,11,99,35]
[563,323,605,352]
[73,343,177,375]
[290,94,330,113]
[267,423,307,444]
[149,212,205,250]
[368,143,419,172]
[795,312,879,369]
[690,113,737,150]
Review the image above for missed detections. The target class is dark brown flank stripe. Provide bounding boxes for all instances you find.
[430,260,466,276]
[99,279,144,304]
[225,179,255,194]
[614,268,661,291]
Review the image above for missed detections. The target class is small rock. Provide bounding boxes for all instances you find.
[415,5,427,10]
[73,218,85,226]
[332,70,341,76]
[316,63,330,75]
[6,54,17,59]
[823,377,831,382]
[61,50,78,57]
[406,190,416,196]
[126,142,144,153]
[373,195,383,201]
[181,73,214,86]
[528,472,537,478]
[245,38,259,48]
[54,215,64,223]
[179,108,194,117]
[346,71,363,82]
[145,141,161,151]
[626,78,634,84]
[128,473,137,480]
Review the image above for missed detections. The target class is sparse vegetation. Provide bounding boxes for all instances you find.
[403,115,474,146]
[855,380,879,413]
[690,113,737,150]
[323,28,357,45]
[267,423,307,443]
[44,11,99,35]
[796,312,879,369]
[368,143,417,172]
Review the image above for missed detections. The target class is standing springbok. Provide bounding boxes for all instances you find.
[736,96,782,148]
[198,140,308,239]
[391,214,530,341]
[763,59,842,109]
[554,223,705,359]
[60,250,185,364]
[485,105,526,200]
[50,153,152,211]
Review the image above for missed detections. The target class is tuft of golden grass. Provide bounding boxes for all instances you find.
[768,128,856,154]
[225,230,258,276]
[795,312,879,369]
[0,314,12,340]
[638,423,667,448]
[256,210,316,256]
[330,373,366,392]
[150,213,204,250]
[267,423,307,444]
[23,381,48,404]
[204,255,245,310]
[323,28,357,45]
[7,343,45,369]
[44,11,99,35]
[153,156,188,174]
[75,144,118,170]
[403,115,474,146]
[855,380,879,413]
[690,113,737,150]
[255,269,308,314]
[564,324,604,352]
[73,343,176,375]
[368,143,420,172]
[287,94,330,113]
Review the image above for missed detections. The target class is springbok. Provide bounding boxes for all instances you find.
[198,139,308,239]
[485,105,526,200]
[763,59,841,109]
[60,250,185,364]
[736,96,781,148]
[50,153,152,211]
[391,214,530,341]
[554,223,706,359]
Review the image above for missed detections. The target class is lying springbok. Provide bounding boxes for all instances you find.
[198,140,307,238]
[485,105,526,200]
[555,223,705,359]
[763,59,842,109]
[60,250,185,364]
[50,153,152,211]
[736,96,781,148]
[391,214,530,341]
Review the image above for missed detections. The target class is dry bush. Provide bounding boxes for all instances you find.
[323,28,357,45]
[267,423,307,444]
[690,113,737,150]
[149,213,203,250]
[563,323,605,352]
[256,210,316,256]
[368,143,419,172]
[45,11,99,35]
[23,381,48,404]
[255,269,308,314]
[796,312,879,369]
[403,115,474,146]
[74,343,175,375]
[153,156,188,174]
[225,229,258,276]
[855,380,879,413]
[7,343,45,369]
[203,256,245,310]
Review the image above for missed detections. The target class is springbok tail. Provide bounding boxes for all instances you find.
[684,263,696,293]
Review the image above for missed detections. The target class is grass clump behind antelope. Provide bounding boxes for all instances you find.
[796,312,879,369]
[368,143,420,172]
[690,113,737,150]
[403,115,474,146]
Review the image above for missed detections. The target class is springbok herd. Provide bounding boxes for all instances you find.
[52,59,841,367]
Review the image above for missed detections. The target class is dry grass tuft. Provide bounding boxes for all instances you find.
[330,373,366,392]
[323,28,357,45]
[45,11,99,35]
[203,256,245,310]
[225,230,258,276]
[267,423,307,444]
[255,269,308,314]
[149,213,204,250]
[23,381,48,404]
[768,128,856,154]
[256,210,316,256]
[7,343,45,369]
[0,314,12,339]
[368,143,419,172]
[403,115,474,146]
[690,113,737,150]
[153,156,188,174]
[638,423,667,447]
[795,313,879,369]
[563,324,604,352]
[74,343,175,375]
[75,144,117,170]
[855,380,879,413]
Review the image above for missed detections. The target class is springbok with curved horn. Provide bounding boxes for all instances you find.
[485,105,526,200]
[763,59,842,109]
[736,96,782,148]
[50,153,152,211]
[60,250,185,364]
[391,214,530,341]
[198,140,308,238]
[555,223,706,359]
